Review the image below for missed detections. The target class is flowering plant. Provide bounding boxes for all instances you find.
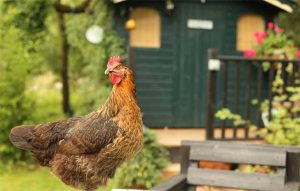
[218,22,300,145]
[244,22,300,61]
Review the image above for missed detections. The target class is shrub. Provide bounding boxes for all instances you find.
[0,27,34,162]
[109,129,170,189]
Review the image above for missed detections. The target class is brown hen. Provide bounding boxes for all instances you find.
[9,56,143,191]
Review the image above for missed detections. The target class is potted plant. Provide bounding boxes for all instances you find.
[244,22,300,71]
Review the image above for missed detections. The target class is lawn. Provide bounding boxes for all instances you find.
[0,168,76,191]
[0,167,112,191]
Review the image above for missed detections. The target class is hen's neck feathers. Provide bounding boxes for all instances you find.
[98,72,137,117]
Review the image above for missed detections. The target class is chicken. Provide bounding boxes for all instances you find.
[9,56,143,191]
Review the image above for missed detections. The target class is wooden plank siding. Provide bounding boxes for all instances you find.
[132,3,175,126]
[113,1,280,128]
[189,145,286,166]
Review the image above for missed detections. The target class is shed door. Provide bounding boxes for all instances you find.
[174,3,223,127]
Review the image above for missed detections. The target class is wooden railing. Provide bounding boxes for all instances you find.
[206,49,300,140]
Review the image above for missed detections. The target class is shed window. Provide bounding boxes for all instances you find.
[237,15,265,51]
[130,7,161,48]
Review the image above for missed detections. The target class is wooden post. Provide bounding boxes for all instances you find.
[54,0,91,116]
[206,49,218,140]
[286,152,300,182]
[57,12,72,116]
[127,46,136,70]
[180,145,191,174]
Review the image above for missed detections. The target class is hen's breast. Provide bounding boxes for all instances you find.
[109,104,143,159]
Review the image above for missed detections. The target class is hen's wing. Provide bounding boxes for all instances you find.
[56,111,119,155]
[10,111,119,161]
[9,117,82,166]
[9,117,81,152]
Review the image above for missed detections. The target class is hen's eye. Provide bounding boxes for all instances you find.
[115,65,122,70]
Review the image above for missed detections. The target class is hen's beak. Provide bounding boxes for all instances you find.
[105,62,121,75]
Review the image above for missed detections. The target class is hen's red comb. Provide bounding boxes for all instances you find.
[107,56,121,67]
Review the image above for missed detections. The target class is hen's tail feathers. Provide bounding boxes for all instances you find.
[9,125,37,151]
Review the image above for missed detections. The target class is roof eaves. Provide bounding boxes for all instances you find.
[263,0,293,13]
[111,0,127,3]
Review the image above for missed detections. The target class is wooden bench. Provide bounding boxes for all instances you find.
[153,141,300,191]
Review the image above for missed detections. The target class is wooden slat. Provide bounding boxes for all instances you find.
[277,167,286,177]
[233,61,240,138]
[268,63,275,121]
[188,142,286,166]
[180,145,191,174]
[221,60,228,139]
[281,182,299,191]
[187,167,285,191]
[291,62,296,87]
[286,152,300,182]
[218,56,299,63]
[244,62,252,138]
[206,49,218,140]
[182,140,300,153]
[256,64,263,127]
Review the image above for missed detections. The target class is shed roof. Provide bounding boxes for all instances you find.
[112,0,295,13]
[263,0,293,12]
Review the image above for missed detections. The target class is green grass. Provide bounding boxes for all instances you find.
[0,167,113,191]
[0,168,76,191]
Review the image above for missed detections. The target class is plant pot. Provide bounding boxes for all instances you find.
[199,161,231,170]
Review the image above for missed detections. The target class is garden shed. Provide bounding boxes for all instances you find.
[112,0,295,128]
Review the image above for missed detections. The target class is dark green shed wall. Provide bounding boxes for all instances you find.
[113,0,280,128]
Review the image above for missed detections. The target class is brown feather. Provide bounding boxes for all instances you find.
[9,125,36,151]
[9,64,143,191]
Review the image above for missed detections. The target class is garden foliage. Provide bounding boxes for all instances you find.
[109,129,169,189]
[216,65,300,145]
[244,22,300,71]
[0,1,170,189]
[0,1,39,162]
[0,49,32,162]
[217,19,300,146]
[0,0,123,162]
[279,1,300,47]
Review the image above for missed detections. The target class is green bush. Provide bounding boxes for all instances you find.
[109,129,170,189]
[0,0,125,164]
[0,27,34,162]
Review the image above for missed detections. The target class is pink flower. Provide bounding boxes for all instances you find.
[268,22,274,29]
[261,31,268,38]
[256,36,264,44]
[254,32,267,44]
[244,49,256,58]
[296,50,300,58]
[254,32,260,37]
[275,27,283,33]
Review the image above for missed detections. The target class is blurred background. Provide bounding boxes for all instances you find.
[0,0,300,190]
